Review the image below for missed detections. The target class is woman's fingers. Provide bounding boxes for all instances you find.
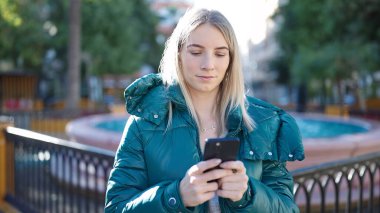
[181,160,249,206]
[218,181,248,191]
[218,172,248,183]
[188,159,221,175]
[203,168,234,182]
[217,188,246,202]
[219,160,246,174]
[204,181,219,192]
[216,160,249,202]
[189,168,233,184]
[180,159,230,207]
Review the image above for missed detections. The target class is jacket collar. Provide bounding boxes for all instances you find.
[226,106,243,133]
[167,83,188,112]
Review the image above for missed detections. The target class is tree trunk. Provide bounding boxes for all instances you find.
[66,0,81,110]
[319,79,327,112]
[370,73,378,98]
[358,78,367,112]
[296,84,307,112]
[336,78,345,116]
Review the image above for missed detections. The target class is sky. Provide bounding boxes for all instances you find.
[192,0,279,53]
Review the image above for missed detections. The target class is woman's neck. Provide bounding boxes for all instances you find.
[190,90,219,122]
[189,90,221,151]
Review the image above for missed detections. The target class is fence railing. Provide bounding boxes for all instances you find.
[2,126,380,213]
[292,152,380,213]
[3,127,115,213]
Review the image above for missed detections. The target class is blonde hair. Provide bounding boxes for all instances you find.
[159,8,254,133]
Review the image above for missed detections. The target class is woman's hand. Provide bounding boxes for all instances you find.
[179,159,233,207]
[217,160,249,202]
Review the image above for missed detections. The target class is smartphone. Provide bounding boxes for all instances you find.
[203,137,240,162]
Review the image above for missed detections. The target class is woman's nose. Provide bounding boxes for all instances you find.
[200,55,215,71]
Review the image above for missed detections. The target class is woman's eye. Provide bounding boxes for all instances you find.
[190,51,201,55]
[216,53,226,57]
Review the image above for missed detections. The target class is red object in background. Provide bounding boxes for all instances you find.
[4,99,20,110]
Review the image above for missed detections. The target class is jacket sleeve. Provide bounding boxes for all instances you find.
[230,161,299,212]
[219,161,299,213]
[220,110,303,212]
[105,116,192,213]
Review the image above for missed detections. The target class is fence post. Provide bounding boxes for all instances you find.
[0,116,13,204]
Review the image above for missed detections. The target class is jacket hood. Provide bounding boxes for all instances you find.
[124,73,172,125]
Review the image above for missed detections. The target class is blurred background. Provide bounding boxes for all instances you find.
[1,0,380,212]
[1,0,379,113]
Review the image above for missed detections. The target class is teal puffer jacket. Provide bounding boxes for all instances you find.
[105,74,304,213]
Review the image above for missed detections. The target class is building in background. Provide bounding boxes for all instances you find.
[242,0,291,106]
[245,20,292,107]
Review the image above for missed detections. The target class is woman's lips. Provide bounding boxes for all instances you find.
[196,75,215,80]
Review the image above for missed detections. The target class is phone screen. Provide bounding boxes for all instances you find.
[203,137,240,162]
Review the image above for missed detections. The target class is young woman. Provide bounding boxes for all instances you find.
[105,8,304,213]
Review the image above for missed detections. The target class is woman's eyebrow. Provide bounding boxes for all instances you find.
[187,44,229,51]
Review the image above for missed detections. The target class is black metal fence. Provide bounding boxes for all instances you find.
[4,127,115,213]
[3,126,380,213]
[292,152,380,213]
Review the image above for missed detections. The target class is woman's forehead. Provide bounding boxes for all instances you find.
[185,23,228,48]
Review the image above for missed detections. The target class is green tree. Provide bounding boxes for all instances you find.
[0,0,56,72]
[272,0,380,110]
[0,0,161,74]
[1,0,163,108]
[81,0,162,75]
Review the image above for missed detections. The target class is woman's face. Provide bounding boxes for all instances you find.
[179,23,230,96]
